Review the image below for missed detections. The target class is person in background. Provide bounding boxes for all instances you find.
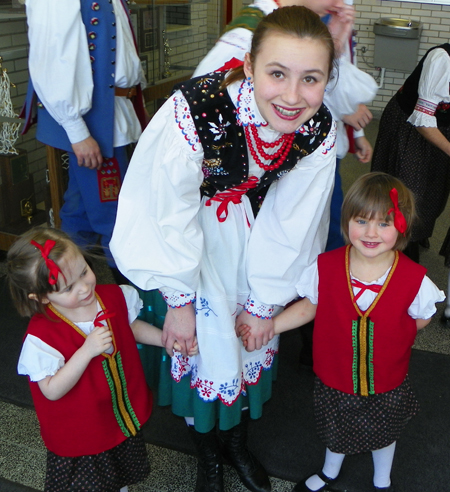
[20,0,148,283]
[111,7,337,492]
[372,44,450,265]
[240,172,445,492]
[7,226,186,492]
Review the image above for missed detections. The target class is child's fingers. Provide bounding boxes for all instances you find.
[173,341,182,352]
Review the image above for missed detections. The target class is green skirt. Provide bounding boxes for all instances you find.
[136,288,278,433]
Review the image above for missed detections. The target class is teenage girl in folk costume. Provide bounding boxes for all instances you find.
[240,172,445,492]
[111,6,337,492]
[7,226,197,492]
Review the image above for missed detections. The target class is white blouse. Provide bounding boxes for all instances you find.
[407,48,450,129]
[110,78,337,309]
[18,285,142,382]
[295,258,445,317]
[24,0,146,147]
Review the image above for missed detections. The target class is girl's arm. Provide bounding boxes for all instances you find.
[38,326,112,401]
[274,298,317,335]
[416,318,432,331]
[238,298,317,344]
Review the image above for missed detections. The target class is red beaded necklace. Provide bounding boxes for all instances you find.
[245,124,295,171]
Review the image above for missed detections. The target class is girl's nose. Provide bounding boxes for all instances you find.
[366,222,378,237]
[282,82,302,106]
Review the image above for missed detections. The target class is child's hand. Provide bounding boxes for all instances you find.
[84,326,113,358]
[173,336,199,356]
[237,324,252,348]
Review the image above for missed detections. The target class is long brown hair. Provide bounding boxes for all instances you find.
[222,6,336,89]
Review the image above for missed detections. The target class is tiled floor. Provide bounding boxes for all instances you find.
[0,400,296,491]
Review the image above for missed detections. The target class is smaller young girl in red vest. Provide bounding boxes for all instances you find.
[7,226,197,492]
[239,172,444,492]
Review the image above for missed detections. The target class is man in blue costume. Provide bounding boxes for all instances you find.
[21,0,147,280]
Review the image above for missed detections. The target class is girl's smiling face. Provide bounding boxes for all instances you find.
[348,213,399,261]
[243,32,329,134]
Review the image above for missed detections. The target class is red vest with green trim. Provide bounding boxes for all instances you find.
[313,246,426,396]
[25,284,152,457]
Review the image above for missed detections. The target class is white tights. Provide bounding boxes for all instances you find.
[305,442,396,491]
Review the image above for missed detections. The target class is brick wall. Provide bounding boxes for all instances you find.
[353,0,450,118]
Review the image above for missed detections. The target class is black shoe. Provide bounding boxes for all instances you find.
[292,470,338,492]
[219,412,271,492]
[188,426,224,492]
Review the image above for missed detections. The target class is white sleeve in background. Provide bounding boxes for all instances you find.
[193,28,252,77]
[25,0,93,144]
[324,57,378,122]
[110,93,205,294]
[407,48,450,128]
[246,123,337,307]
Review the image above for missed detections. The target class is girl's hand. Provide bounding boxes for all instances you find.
[173,338,198,356]
[83,326,113,358]
[162,303,196,357]
[237,324,252,349]
[235,310,274,352]
[326,4,355,56]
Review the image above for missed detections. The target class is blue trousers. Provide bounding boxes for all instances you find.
[325,158,345,252]
[60,146,128,266]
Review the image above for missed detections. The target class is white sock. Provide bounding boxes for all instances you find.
[185,417,195,426]
[372,441,396,488]
[305,448,344,491]
[120,487,129,492]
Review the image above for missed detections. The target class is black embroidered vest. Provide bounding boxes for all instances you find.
[173,72,333,215]
[396,44,450,126]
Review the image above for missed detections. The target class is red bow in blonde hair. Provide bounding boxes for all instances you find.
[31,239,62,285]
[387,188,407,236]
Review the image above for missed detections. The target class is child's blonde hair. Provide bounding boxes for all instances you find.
[7,227,90,317]
[341,172,416,251]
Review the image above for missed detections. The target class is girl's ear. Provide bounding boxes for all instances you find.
[28,293,49,304]
[243,52,253,81]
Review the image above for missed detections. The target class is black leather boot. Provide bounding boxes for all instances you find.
[188,426,224,492]
[218,411,271,492]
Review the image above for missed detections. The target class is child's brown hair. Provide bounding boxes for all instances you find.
[341,172,416,251]
[7,226,90,317]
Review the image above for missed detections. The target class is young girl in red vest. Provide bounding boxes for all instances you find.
[7,226,197,492]
[240,172,444,492]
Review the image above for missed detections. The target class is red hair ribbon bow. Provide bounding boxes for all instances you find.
[30,239,62,286]
[216,57,244,72]
[387,188,407,236]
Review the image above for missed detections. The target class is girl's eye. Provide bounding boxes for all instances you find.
[64,285,72,293]
[356,219,366,225]
[81,268,87,277]
[379,222,390,227]
[304,75,317,84]
[272,71,284,79]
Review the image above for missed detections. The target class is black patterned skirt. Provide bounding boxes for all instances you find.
[45,431,150,492]
[371,95,450,242]
[314,376,419,455]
